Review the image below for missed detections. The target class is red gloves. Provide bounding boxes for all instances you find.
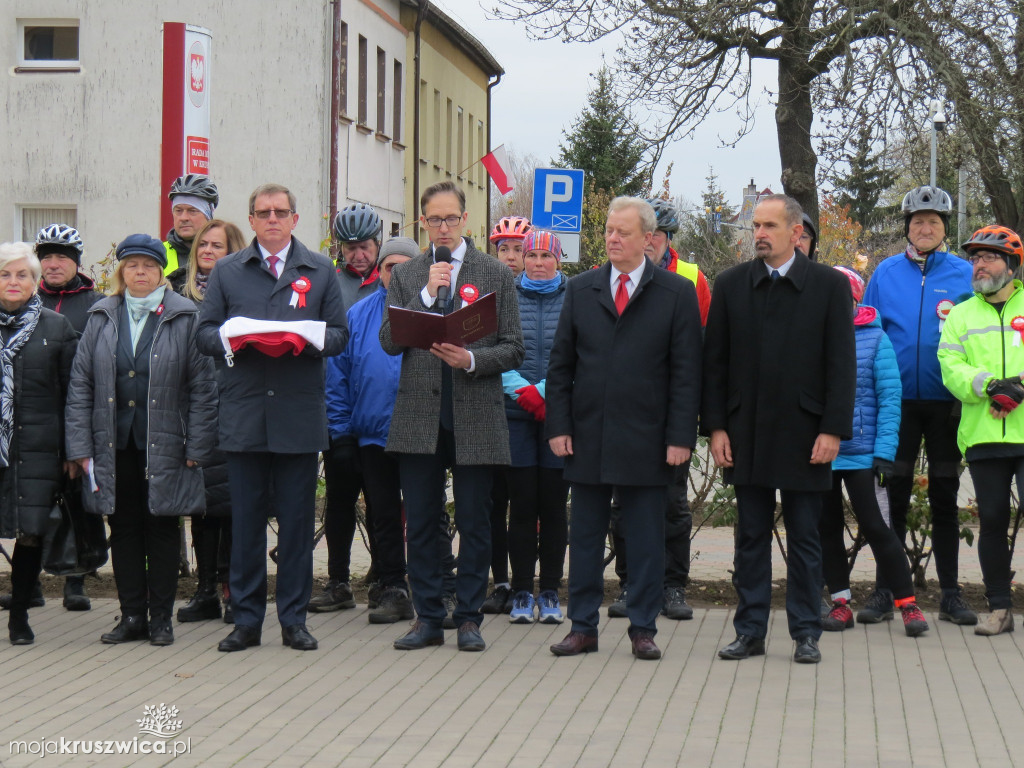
[515,385,546,421]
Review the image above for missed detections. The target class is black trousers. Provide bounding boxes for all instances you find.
[820,468,914,600]
[886,399,962,590]
[399,428,493,628]
[190,514,232,584]
[227,452,318,629]
[109,445,179,620]
[733,485,822,641]
[568,483,665,637]
[506,466,568,593]
[322,444,372,583]
[612,459,692,589]
[967,456,1024,610]
[359,444,406,589]
[489,470,510,583]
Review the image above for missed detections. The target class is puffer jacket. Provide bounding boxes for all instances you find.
[0,309,78,538]
[326,285,401,447]
[862,249,973,400]
[503,273,567,421]
[834,306,901,470]
[37,273,104,335]
[65,291,217,516]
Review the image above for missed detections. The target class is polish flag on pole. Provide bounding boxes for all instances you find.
[481,145,513,194]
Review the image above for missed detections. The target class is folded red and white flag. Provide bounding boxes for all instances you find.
[481,145,513,195]
[218,317,326,367]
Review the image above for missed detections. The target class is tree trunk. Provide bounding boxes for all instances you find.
[775,26,819,226]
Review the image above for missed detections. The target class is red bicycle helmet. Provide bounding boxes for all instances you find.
[489,216,531,243]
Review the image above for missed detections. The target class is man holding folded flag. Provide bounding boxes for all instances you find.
[197,183,348,653]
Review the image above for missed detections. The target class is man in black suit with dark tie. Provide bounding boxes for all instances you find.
[702,194,855,664]
[545,196,702,661]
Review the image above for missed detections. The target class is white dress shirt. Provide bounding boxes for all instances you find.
[610,259,648,299]
[258,242,291,278]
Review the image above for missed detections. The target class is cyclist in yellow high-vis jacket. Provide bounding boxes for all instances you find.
[163,174,219,276]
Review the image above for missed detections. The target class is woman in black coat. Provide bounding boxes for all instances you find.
[65,235,216,647]
[174,219,245,624]
[0,243,77,644]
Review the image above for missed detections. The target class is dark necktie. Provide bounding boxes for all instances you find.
[770,269,780,281]
[615,273,630,314]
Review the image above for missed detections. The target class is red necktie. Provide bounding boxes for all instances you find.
[615,273,630,315]
[267,254,280,279]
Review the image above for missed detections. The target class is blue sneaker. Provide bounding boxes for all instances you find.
[537,590,564,624]
[509,591,536,624]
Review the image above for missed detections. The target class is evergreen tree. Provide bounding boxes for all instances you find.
[555,66,648,196]
[834,126,898,229]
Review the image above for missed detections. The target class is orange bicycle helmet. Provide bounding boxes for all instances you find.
[489,216,531,243]
[963,225,1024,270]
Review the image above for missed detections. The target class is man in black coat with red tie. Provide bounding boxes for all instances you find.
[545,196,703,661]
[702,194,856,664]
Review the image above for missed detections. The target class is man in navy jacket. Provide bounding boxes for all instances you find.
[197,183,348,652]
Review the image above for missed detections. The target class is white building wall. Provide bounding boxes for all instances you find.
[2,1,407,271]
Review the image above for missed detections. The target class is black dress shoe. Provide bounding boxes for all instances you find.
[218,625,261,652]
[456,621,485,652]
[149,619,174,646]
[550,631,599,656]
[101,615,149,644]
[394,620,444,650]
[631,632,662,660]
[281,624,318,651]
[793,636,821,664]
[718,634,766,660]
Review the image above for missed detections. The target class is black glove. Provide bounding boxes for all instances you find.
[329,435,360,468]
[872,458,894,488]
[986,376,1024,413]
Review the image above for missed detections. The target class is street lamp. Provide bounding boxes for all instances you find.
[928,98,947,188]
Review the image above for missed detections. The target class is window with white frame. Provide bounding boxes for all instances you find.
[18,20,80,69]
[20,206,77,242]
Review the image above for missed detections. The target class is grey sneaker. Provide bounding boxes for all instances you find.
[368,587,414,624]
[662,586,693,620]
[367,581,384,609]
[939,588,978,625]
[307,579,356,612]
[607,588,628,618]
[974,608,1013,636]
[855,588,894,624]
[441,591,458,629]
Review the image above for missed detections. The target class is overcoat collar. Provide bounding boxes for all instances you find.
[592,258,654,317]
[749,249,811,291]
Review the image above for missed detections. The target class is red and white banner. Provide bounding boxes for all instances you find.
[481,145,513,195]
[161,23,212,235]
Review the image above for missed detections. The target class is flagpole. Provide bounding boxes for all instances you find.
[456,158,482,178]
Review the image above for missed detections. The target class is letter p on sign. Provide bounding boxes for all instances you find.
[544,174,574,213]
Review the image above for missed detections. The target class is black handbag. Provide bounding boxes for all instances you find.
[42,491,109,576]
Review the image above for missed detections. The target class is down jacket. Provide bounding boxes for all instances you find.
[503,273,567,421]
[0,309,78,538]
[65,291,217,516]
[833,306,901,471]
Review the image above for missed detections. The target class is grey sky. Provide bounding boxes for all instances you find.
[433,0,783,210]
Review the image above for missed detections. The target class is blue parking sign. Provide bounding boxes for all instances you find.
[531,168,585,231]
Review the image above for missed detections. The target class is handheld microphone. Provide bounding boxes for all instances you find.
[434,246,452,305]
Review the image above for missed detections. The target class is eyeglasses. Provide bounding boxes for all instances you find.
[968,252,1006,264]
[423,215,463,229]
[252,209,294,220]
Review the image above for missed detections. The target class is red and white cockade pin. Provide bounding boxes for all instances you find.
[459,284,479,305]
[1011,316,1024,346]
[290,276,311,308]
[936,299,954,321]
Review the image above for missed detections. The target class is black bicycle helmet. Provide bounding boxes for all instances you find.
[800,213,818,261]
[35,224,83,258]
[333,203,382,243]
[168,173,220,206]
[646,198,680,235]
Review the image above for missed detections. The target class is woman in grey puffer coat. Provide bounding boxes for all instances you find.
[65,235,216,647]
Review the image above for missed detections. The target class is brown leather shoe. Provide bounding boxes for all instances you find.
[631,632,661,660]
[550,631,598,656]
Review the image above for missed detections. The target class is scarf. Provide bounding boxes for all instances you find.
[0,295,42,468]
[193,270,211,297]
[905,244,932,271]
[125,286,166,353]
[520,274,562,294]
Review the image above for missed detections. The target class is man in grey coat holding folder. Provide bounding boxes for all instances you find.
[380,181,524,652]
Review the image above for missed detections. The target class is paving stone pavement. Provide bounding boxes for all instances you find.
[3,597,1024,768]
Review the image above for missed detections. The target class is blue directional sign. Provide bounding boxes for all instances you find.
[531,168,585,232]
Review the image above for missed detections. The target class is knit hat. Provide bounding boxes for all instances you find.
[116,234,168,269]
[522,230,563,261]
[377,237,421,266]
